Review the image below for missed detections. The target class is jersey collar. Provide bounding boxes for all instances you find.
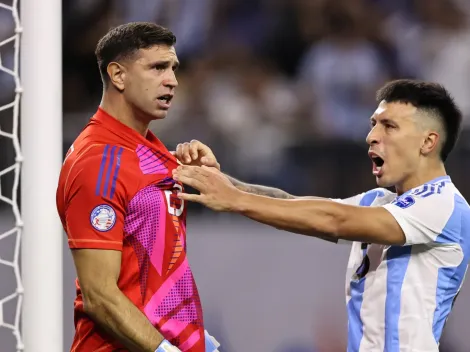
[93,107,177,163]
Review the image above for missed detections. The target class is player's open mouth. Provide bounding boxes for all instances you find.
[369,152,385,176]
[157,94,173,109]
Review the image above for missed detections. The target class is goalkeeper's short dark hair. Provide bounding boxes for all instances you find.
[95,22,176,86]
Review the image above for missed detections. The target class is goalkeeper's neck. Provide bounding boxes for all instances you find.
[100,90,150,137]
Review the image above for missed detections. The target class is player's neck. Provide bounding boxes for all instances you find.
[100,93,149,137]
[395,162,447,195]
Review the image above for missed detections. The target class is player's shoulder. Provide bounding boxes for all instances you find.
[60,142,139,194]
[409,176,456,203]
[390,177,460,215]
[65,143,137,172]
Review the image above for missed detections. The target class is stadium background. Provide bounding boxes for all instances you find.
[1,0,470,351]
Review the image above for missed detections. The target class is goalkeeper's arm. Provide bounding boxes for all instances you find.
[71,248,181,352]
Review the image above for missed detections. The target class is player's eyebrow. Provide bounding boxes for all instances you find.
[150,59,180,71]
[371,116,397,126]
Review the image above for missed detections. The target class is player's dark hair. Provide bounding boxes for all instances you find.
[376,79,462,161]
[95,22,176,86]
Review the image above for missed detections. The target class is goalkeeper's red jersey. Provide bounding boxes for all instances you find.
[56,108,205,352]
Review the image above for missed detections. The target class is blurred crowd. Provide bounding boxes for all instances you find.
[1,0,470,198]
[59,0,470,197]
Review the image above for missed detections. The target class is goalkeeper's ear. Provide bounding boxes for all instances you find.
[107,61,126,91]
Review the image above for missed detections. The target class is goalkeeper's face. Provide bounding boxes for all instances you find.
[124,45,179,120]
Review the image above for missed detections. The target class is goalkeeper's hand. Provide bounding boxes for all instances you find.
[172,140,221,171]
[155,339,182,352]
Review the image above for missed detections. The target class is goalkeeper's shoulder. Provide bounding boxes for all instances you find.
[60,143,138,199]
[64,143,136,176]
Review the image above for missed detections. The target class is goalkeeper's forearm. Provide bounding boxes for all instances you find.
[84,286,165,352]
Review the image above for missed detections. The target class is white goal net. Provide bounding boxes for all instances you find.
[0,0,24,351]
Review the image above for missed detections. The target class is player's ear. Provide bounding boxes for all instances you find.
[107,62,125,91]
[421,130,440,156]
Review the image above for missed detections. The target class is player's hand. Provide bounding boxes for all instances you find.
[172,140,220,170]
[172,165,239,212]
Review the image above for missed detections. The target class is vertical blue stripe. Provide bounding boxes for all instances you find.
[432,266,463,341]
[109,147,124,199]
[347,189,384,351]
[432,194,470,341]
[347,249,367,352]
[384,246,412,351]
[103,146,117,197]
[95,144,110,196]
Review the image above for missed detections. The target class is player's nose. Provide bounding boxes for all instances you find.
[366,128,380,145]
[163,71,178,89]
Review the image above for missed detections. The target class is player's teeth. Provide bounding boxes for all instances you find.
[376,167,382,172]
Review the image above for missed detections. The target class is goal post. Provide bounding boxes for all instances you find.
[20,0,63,350]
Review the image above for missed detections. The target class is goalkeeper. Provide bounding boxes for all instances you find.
[57,22,219,352]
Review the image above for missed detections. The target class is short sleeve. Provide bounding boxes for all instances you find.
[331,193,365,206]
[382,189,455,245]
[64,145,131,250]
[331,188,389,206]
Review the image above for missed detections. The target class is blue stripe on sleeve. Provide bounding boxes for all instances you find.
[109,147,124,199]
[103,146,117,197]
[95,144,109,196]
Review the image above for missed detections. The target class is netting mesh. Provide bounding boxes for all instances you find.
[0,0,24,350]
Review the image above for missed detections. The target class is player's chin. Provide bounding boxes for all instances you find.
[151,109,169,120]
[375,174,394,188]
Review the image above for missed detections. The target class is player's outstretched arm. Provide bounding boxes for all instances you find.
[173,139,320,200]
[224,174,323,200]
[72,248,172,352]
[173,165,406,245]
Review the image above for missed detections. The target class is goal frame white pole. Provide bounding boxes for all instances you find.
[20,0,63,350]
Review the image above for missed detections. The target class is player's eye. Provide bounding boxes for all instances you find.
[154,64,167,71]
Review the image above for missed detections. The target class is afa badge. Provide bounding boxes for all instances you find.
[90,204,116,232]
[394,195,416,209]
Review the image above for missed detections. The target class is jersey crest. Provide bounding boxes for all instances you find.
[90,204,116,231]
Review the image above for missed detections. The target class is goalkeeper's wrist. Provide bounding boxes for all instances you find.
[155,339,180,352]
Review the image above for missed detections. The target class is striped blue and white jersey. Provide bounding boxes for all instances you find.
[336,176,470,352]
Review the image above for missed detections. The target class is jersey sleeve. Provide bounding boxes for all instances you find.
[63,145,134,250]
[331,193,365,206]
[331,188,389,206]
[382,188,455,245]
